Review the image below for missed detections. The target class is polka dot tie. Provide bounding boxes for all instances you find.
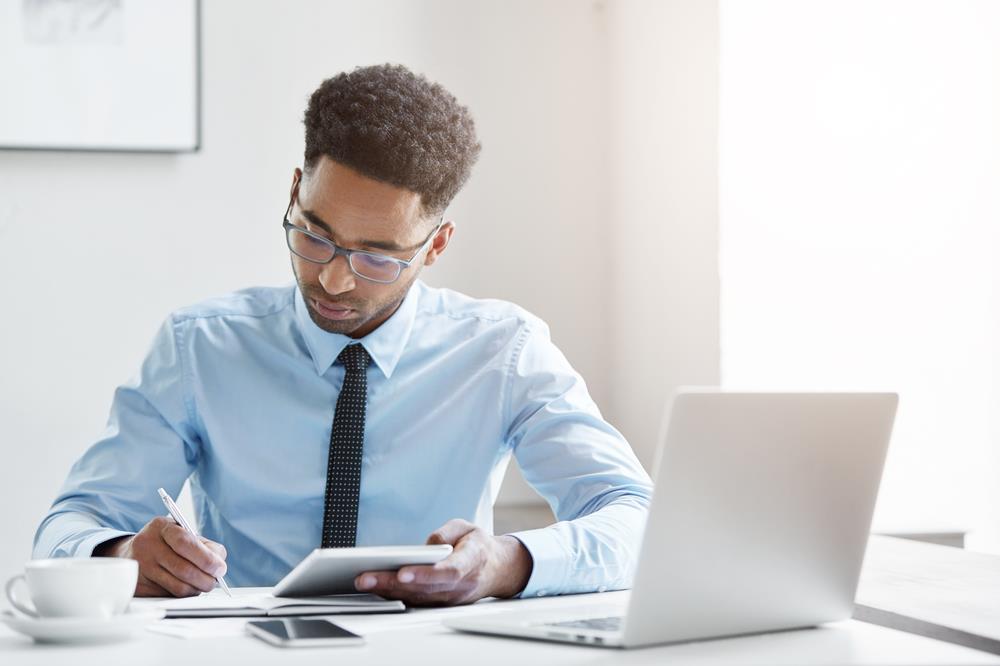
[321,344,371,549]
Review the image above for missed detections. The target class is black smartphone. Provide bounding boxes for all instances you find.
[246,618,365,648]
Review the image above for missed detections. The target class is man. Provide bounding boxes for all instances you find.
[34,64,652,606]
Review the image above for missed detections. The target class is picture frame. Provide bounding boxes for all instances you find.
[0,0,201,153]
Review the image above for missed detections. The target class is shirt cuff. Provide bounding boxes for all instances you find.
[506,526,568,598]
[75,529,135,558]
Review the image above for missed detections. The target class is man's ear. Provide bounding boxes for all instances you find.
[423,221,454,268]
[290,168,303,200]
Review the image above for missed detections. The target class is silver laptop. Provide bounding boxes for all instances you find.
[446,390,897,649]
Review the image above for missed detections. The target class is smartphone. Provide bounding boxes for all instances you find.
[246,618,365,647]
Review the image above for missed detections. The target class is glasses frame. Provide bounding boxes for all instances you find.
[282,196,443,285]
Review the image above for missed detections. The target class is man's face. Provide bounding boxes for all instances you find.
[288,157,451,338]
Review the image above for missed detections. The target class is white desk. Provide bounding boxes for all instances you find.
[855,536,1000,654]
[2,591,998,666]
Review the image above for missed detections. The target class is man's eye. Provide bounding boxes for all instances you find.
[303,234,328,248]
[358,253,395,268]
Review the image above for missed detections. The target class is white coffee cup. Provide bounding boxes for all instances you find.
[5,559,138,620]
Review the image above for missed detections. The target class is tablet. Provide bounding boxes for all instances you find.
[272,545,454,597]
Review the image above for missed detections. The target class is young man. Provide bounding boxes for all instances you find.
[34,64,652,606]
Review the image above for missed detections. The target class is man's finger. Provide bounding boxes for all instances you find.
[368,571,482,606]
[425,518,477,546]
[399,550,474,587]
[144,562,203,598]
[399,527,486,587]
[161,523,226,576]
[199,537,227,561]
[135,574,171,598]
[355,570,450,594]
[157,545,218,593]
[355,570,400,593]
[393,588,464,607]
[400,529,481,585]
[356,570,473,606]
[385,564,464,591]
[432,532,482,574]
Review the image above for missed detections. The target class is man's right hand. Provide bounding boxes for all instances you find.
[93,516,228,597]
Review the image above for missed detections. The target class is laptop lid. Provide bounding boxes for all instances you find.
[622,391,897,648]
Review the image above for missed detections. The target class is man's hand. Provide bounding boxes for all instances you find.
[353,519,533,606]
[93,516,228,597]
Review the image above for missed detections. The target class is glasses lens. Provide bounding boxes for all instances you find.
[287,227,335,263]
[351,252,402,283]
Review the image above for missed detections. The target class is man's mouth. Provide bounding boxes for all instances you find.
[312,298,356,321]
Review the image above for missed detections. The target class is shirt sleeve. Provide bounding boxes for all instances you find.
[33,317,201,559]
[502,322,653,597]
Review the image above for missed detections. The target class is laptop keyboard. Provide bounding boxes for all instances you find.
[543,616,623,632]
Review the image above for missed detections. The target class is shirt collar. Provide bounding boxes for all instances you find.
[294,282,419,380]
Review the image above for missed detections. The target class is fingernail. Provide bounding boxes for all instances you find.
[398,571,414,583]
[357,575,375,590]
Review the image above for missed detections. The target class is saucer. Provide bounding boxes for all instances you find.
[0,607,165,643]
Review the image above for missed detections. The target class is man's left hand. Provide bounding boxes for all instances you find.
[354,519,533,606]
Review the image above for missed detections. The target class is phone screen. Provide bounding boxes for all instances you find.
[249,619,362,643]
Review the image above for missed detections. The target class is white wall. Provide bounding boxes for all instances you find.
[607,0,721,469]
[0,0,621,578]
[719,0,1000,549]
[1,0,725,581]
[16,0,997,585]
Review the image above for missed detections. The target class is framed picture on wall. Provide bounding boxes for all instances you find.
[0,0,200,153]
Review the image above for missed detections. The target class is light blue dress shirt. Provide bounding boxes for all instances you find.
[34,281,652,597]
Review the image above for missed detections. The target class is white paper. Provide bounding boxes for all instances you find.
[131,587,274,612]
[147,618,250,639]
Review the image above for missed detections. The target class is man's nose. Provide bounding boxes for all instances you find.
[318,254,356,296]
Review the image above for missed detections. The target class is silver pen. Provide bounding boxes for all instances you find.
[157,487,232,597]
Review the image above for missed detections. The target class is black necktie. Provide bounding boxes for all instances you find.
[321,344,371,548]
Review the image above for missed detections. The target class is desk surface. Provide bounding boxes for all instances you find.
[855,535,1000,654]
[2,591,999,666]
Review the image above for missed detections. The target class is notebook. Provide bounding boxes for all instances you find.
[131,587,405,618]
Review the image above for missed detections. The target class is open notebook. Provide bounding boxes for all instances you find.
[130,587,405,618]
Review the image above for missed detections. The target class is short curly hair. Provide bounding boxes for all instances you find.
[303,64,481,216]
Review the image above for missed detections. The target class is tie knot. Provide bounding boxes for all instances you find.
[337,344,370,372]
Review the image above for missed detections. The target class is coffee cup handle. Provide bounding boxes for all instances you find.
[4,574,38,618]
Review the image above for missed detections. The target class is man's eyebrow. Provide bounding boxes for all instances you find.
[300,208,408,252]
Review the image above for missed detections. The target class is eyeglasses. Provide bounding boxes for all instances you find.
[282,197,442,284]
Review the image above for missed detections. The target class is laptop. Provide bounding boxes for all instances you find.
[446,390,897,648]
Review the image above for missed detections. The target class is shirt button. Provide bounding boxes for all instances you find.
[536,590,546,597]
[598,586,607,593]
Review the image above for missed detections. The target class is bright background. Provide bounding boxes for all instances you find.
[1,0,997,580]
[720,0,1000,550]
